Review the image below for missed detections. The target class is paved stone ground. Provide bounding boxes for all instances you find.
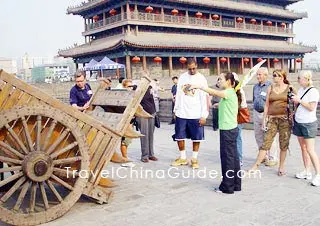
[1,125,320,226]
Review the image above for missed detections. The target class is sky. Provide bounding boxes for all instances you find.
[0,0,319,61]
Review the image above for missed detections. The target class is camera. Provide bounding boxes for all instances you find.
[287,87,294,99]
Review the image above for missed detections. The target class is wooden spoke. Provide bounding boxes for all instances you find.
[36,115,42,152]
[0,176,26,203]
[13,180,30,211]
[46,180,63,202]
[0,171,23,188]
[41,119,57,151]
[0,140,25,159]
[21,116,35,152]
[50,142,78,159]
[50,174,74,191]
[0,166,22,173]
[53,167,79,178]
[46,128,70,155]
[29,182,37,213]
[5,123,29,155]
[53,156,82,166]
[39,182,49,210]
[0,156,22,165]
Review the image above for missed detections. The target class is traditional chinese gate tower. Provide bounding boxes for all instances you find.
[59,0,316,78]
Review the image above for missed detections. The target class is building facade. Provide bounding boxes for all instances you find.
[59,0,316,78]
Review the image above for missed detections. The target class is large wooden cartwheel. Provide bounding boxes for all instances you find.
[0,105,89,225]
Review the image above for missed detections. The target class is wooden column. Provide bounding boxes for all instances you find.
[161,7,164,21]
[84,18,87,31]
[135,26,139,35]
[220,15,222,27]
[127,25,131,33]
[267,58,270,70]
[261,20,263,31]
[103,12,106,24]
[300,58,303,70]
[216,57,221,75]
[294,59,297,73]
[142,56,147,71]
[250,57,253,68]
[126,55,131,78]
[169,56,173,77]
[121,5,124,20]
[241,57,244,74]
[186,11,189,24]
[227,57,231,71]
[116,58,120,77]
[126,2,130,19]
[281,58,285,70]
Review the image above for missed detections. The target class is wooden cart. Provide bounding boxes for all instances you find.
[0,70,151,225]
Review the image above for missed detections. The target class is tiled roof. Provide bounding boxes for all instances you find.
[58,32,315,57]
[67,0,305,19]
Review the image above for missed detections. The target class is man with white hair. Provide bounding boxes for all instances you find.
[253,67,279,166]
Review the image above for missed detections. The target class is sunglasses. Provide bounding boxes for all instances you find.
[272,74,282,78]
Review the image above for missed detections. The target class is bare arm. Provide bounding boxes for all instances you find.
[262,86,271,127]
[194,86,226,98]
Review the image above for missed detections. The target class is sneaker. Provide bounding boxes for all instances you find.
[265,160,278,167]
[171,158,188,166]
[295,170,312,180]
[191,158,199,169]
[311,174,320,187]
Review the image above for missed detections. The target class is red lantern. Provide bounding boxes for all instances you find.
[266,21,272,26]
[273,58,279,63]
[203,57,210,64]
[145,6,153,13]
[153,56,162,63]
[257,58,263,62]
[179,57,187,64]
[250,18,256,24]
[195,12,203,18]
[212,14,219,20]
[243,58,250,64]
[132,56,141,63]
[93,15,99,22]
[220,57,227,63]
[280,22,286,28]
[296,58,302,63]
[171,9,179,16]
[109,9,117,16]
[236,17,243,23]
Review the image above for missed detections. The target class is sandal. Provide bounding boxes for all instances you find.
[278,170,286,177]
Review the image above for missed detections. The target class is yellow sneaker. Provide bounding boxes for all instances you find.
[171,158,188,166]
[191,158,199,169]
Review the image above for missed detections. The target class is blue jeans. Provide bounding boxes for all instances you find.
[236,124,243,162]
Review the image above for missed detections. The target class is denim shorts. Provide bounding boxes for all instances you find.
[174,117,205,141]
[293,120,318,139]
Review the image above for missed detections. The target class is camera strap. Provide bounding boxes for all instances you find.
[296,87,314,109]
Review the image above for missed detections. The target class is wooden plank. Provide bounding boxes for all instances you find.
[86,111,122,130]
[89,135,112,183]
[88,131,104,158]
[16,92,32,106]
[91,89,135,106]
[92,137,120,186]
[1,88,23,110]
[86,128,98,147]
[0,83,13,109]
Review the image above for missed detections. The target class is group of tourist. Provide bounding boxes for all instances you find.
[70,58,320,194]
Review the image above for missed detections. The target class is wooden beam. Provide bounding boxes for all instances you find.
[227,57,230,71]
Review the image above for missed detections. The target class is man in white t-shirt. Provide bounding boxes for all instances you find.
[171,58,209,169]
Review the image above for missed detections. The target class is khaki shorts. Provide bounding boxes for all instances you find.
[121,137,132,146]
[261,117,292,151]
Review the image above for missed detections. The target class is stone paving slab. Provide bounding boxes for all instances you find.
[1,124,320,226]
